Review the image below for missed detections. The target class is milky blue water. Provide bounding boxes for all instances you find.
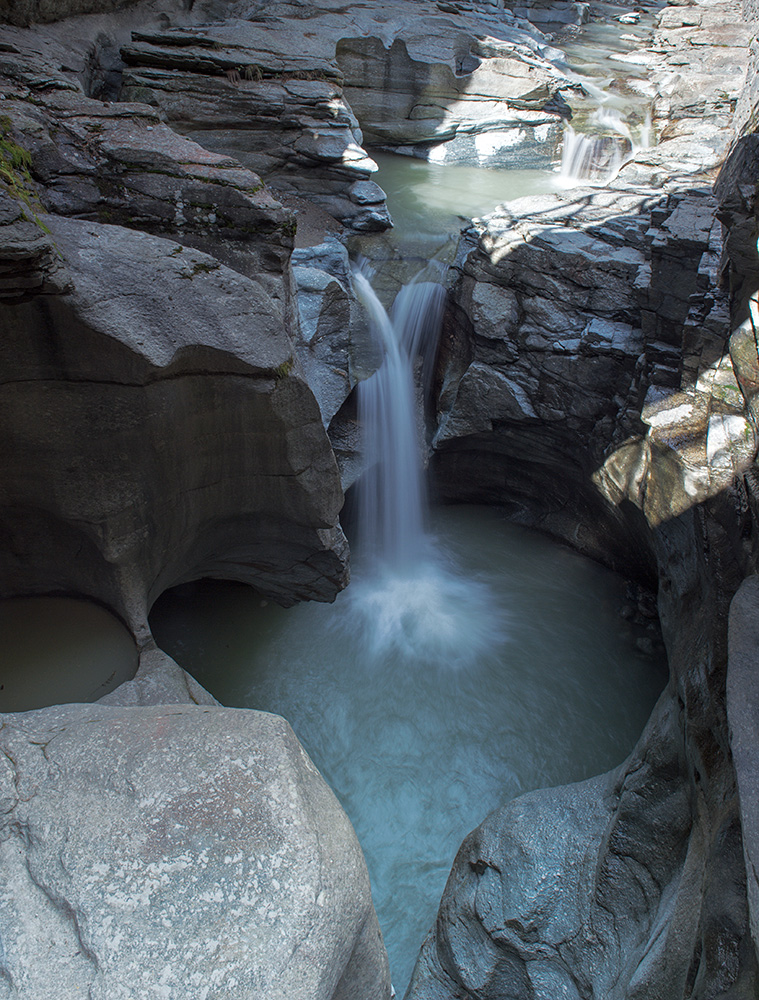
[150,505,666,995]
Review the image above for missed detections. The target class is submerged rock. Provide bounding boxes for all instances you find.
[0,702,390,1000]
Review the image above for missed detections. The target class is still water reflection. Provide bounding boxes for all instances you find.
[0,596,138,712]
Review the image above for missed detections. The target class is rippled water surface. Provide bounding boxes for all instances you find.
[151,505,667,994]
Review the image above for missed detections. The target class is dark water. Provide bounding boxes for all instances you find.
[0,596,138,712]
[150,505,666,994]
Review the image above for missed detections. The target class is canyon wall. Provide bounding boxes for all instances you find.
[1,0,759,998]
[408,2,759,998]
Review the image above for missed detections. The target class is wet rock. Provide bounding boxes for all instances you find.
[99,645,220,708]
[292,238,367,428]
[0,702,391,1000]
[432,186,654,574]
[408,698,693,1000]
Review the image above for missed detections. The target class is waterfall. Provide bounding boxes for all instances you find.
[559,107,651,186]
[348,268,505,667]
[352,271,445,568]
[559,123,629,184]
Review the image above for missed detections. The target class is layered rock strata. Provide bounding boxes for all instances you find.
[409,2,759,998]
[3,0,759,997]
[0,3,391,995]
[117,0,571,228]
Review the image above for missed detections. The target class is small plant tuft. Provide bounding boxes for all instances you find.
[243,64,263,82]
[273,356,295,379]
[0,117,48,232]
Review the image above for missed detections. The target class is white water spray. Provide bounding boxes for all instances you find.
[557,56,654,187]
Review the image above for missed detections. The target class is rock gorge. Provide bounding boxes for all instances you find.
[0,1,758,999]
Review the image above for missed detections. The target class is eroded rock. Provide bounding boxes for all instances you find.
[432,186,654,574]
[0,702,391,1000]
[413,2,759,997]
[0,210,349,647]
[728,576,759,969]
[408,697,694,1000]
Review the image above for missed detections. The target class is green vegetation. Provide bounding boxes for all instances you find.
[273,356,295,379]
[0,116,49,232]
[178,258,220,278]
[223,64,336,85]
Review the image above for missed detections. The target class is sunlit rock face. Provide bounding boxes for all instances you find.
[336,6,568,168]
[432,0,757,555]
[118,0,570,212]
[120,18,392,234]
[432,185,656,578]
[0,703,391,1000]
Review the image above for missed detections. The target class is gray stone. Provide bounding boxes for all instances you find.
[336,5,569,164]
[99,645,219,708]
[728,576,759,969]
[0,211,349,650]
[0,0,140,26]
[419,4,759,996]
[0,77,294,290]
[0,702,391,1000]
[407,696,694,1000]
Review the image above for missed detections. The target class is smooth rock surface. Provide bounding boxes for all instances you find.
[291,237,380,429]
[408,697,693,1000]
[0,702,391,1000]
[0,209,349,648]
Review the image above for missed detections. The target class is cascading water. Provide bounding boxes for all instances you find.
[149,19,669,993]
[353,271,444,567]
[150,194,668,997]
[559,106,653,185]
[350,270,505,667]
[554,11,656,187]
